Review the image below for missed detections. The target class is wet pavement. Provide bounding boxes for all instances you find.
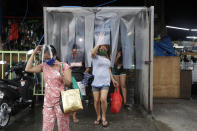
[153,98,197,131]
[0,103,168,131]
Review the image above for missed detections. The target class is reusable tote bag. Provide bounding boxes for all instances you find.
[59,64,83,114]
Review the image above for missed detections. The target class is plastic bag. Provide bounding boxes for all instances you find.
[110,86,122,114]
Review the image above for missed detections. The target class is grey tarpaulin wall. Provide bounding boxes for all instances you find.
[44,7,154,112]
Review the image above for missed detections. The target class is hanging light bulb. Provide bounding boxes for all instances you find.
[78,38,83,42]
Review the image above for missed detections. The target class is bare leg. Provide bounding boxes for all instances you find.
[120,74,127,104]
[100,89,109,126]
[72,112,79,123]
[93,91,101,124]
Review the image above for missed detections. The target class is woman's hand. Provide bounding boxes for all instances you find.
[33,45,42,55]
[112,79,119,87]
[83,67,90,74]
[25,45,43,73]
[92,32,106,57]
[97,32,105,45]
[117,52,121,58]
[58,63,72,87]
[92,45,100,57]
[58,63,64,77]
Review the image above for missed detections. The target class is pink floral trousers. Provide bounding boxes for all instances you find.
[42,105,70,131]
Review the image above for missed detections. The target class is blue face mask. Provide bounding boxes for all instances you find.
[44,57,56,66]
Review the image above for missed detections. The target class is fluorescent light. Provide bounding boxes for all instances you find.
[186,36,197,39]
[166,25,189,31]
[166,26,197,32]
[173,45,184,48]
[191,29,197,32]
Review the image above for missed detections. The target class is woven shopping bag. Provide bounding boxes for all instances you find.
[59,64,83,114]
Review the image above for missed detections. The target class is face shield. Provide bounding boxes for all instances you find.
[41,45,56,65]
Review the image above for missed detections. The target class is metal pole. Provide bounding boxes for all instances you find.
[18,53,20,62]
[9,53,12,79]
[148,7,154,113]
[1,53,4,79]
[26,54,28,61]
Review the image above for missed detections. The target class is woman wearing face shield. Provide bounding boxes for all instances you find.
[25,45,72,131]
[92,32,119,127]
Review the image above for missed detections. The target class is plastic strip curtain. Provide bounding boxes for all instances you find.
[95,11,120,67]
[94,18,111,46]
[75,16,85,62]
[84,14,95,67]
[134,9,150,109]
[135,10,149,69]
[67,16,85,64]
[46,9,93,66]
[45,7,149,68]
[47,12,75,62]
[120,16,135,69]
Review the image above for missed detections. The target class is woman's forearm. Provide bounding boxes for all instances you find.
[25,53,35,72]
[84,67,90,74]
[109,68,119,87]
[109,68,115,82]
[63,69,72,87]
[92,45,99,57]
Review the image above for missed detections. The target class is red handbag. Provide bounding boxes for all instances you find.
[110,86,122,114]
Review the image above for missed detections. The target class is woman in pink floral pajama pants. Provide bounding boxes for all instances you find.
[25,45,72,131]
[42,105,69,131]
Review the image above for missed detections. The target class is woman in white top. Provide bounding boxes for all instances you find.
[91,33,118,127]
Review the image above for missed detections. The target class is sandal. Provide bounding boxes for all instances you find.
[94,119,101,125]
[102,120,108,127]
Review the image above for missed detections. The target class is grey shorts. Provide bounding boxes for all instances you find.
[92,86,109,92]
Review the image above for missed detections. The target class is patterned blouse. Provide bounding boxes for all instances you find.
[41,62,70,107]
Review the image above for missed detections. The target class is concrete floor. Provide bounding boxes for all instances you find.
[153,97,197,131]
[0,103,165,131]
[2,97,196,131]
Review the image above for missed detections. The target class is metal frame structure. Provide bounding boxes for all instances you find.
[0,51,44,96]
[44,6,154,112]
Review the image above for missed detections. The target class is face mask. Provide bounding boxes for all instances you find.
[44,57,56,65]
[98,50,108,56]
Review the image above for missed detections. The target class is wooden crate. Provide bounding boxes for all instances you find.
[153,56,180,98]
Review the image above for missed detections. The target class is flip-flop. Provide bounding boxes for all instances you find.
[94,119,101,125]
[102,120,108,127]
